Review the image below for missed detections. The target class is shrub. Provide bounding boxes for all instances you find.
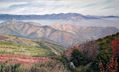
[70,49,88,67]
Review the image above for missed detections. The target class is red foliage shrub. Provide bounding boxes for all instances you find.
[111,37,119,57]
[99,37,119,72]
[99,57,118,72]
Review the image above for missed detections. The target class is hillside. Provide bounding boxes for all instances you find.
[0,19,119,48]
[0,19,80,47]
[51,24,119,40]
[66,32,119,60]
[0,35,65,56]
[0,35,69,72]
[62,32,119,72]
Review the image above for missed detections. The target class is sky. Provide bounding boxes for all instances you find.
[0,0,119,16]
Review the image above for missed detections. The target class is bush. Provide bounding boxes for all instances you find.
[70,49,88,67]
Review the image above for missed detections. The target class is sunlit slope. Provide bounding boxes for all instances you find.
[0,35,65,56]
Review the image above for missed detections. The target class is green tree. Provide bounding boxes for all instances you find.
[70,49,87,67]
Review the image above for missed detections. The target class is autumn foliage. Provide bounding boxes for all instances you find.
[99,57,118,72]
[0,54,53,65]
[99,37,119,72]
[65,45,80,59]
[111,37,119,57]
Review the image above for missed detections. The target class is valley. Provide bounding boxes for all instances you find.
[0,13,119,72]
[0,0,119,71]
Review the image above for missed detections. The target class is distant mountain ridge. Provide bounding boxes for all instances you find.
[0,20,119,47]
[51,24,119,39]
[0,13,119,20]
[0,19,79,47]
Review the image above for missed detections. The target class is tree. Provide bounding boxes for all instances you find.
[99,37,119,72]
[79,40,98,60]
[70,49,87,67]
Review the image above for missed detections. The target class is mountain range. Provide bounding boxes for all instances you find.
[0,19,118,47]
[0,13,119,20]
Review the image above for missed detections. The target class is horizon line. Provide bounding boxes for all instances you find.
[0,13,118,16]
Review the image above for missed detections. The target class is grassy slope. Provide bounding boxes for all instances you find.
[94,32,119,65]
[0,35,65,57]
[86,32,119,71]
[96,32,119,59]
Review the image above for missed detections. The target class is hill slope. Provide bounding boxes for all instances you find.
[64,32,119,72]
[51,24,119,40]
[0,35,65,56]
[0,20,119,47]
[0,19,80,47]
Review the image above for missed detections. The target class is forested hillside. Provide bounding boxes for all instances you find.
[60,32,119,72]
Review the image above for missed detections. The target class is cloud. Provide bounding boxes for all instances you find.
[102,6,115,10]
[0,0,118,16]
[0,0,32,2]
[104,0,114,4]
[83,3,97,8]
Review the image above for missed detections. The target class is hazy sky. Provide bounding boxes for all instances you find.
[0,0,119,16]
